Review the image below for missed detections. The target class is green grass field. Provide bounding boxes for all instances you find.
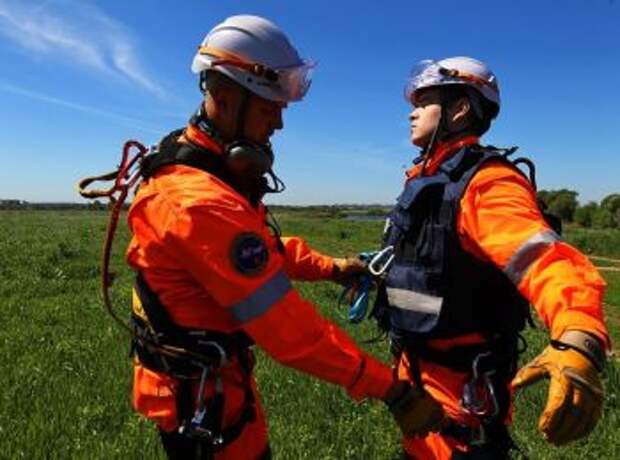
[1,210,619,459]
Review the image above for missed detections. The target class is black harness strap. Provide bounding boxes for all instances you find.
[141,128,271,207]
[176,379,196,428]
[133,273,257,453]
[446,421,525,459]
[133,274,254,365]
[141,129,233,185]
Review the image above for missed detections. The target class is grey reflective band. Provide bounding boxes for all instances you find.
[504,230,560,286]
[230,270,292,324]
[386,287,442,315]
[554,330,606,372]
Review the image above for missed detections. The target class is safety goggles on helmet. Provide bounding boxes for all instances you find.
[194,45,315,102]
[404,59,500,107]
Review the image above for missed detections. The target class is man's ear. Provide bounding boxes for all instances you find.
[209,87,229,111]
[450,96,471,125]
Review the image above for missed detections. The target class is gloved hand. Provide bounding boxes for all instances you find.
[332,257,367,285]
[512,330,605,445]
[384,381,445,438]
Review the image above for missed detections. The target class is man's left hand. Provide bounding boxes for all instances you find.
[512,331,605,445]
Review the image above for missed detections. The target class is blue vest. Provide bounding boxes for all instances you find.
[380,145,530,342]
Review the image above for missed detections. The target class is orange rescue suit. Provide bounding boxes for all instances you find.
[126,129,393,459]
[399,137,609,458]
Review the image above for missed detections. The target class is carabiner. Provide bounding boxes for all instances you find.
[460,352,500,419]
[368,246,395,276]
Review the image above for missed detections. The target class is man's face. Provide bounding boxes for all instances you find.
[408,88,442,148]
[243,94,286,144]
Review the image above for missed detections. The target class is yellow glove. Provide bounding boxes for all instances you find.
[332,257,367,284]
[512,331,605,445]
[384,381,445,438]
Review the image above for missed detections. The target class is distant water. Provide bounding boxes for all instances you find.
[343,214,387,222]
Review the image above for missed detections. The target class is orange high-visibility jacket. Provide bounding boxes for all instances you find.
[126,129,393,433]
[400,137,609,457]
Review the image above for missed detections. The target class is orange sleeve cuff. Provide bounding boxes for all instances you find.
[280,236,335,280]
[346,356,393,402]
[550,311,611,350]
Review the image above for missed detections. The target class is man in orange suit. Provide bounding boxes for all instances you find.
[373,56,609,459]
[126,15,444,460]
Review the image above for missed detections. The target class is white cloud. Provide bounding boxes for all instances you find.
[0,0,166,98]
[0,80,163,134]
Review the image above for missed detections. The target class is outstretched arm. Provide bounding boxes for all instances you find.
[458,161,609,445]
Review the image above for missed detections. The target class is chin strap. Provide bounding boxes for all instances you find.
[234,86,250,140]
[419,90,450,175]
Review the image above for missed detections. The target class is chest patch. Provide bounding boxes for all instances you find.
[231,233,269,276]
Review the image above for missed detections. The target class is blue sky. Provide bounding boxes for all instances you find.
[0,0,618,205]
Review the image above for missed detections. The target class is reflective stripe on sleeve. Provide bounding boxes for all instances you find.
[504,230,560,286]
[230,270,292,324]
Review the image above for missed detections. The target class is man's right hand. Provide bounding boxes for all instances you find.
[331,257,367,285]
[384,381,445,438]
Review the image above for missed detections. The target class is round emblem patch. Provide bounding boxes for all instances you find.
[231,233,269,276]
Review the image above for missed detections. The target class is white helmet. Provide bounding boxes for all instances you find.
[405,57,500,117]
[191,15,315,103]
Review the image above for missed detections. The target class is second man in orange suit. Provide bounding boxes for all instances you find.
[372,57,609,459]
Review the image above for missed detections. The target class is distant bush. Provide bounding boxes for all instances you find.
[564,226,620,257]
[601,193,620,214]
[574,202,598,227]
[591,207,615,229]
[570,193,620,229]
[599,194,620,227]
[538,189,578,222]
[87,200,106,211]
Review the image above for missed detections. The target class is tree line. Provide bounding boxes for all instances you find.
[0,200,125,210]
[538,190,620,229]
[3,193,620,230]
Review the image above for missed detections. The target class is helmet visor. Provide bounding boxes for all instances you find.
[276,59,316,102]
[404,60,443,104]
[404,58,499,106]
[193,46,315,102]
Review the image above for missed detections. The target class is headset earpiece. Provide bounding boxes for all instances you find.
[226,141,274,176]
